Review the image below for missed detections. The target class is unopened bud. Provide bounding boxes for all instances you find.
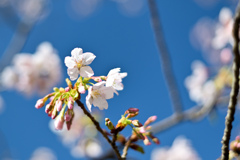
[105,118,115,130]
[78,85,86,94]
[65,109,72,122]
[45,104,53,113]
[51,107,58,119]
[66,78,73,89]
[54,114,64,130]
[125,108,139,115]
[126,112,139,119]
[144,116,157,126]
[56,99,63,112]
[68,97,74,109]
[65,87,70,92]
[35,99,45,109]
[143,136,151,146]
[91,76,102,82]
[66,112,74,130]
[149,133,160,144]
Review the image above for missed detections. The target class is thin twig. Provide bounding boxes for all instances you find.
[121,138,132,159]
[147,0,183,113]
[112,132,118,145]
[76,100,122,160]
[221,2,240,160]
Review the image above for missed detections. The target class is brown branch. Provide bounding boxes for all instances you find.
[75,100,122,160]
[121,138,132,159]
[147,0,183,113]
[221,2,240,160]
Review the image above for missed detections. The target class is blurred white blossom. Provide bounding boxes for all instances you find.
[151,136,201,160]
[212,8,233,50]
[11,0,49,21]
[30,147,57,160]
[0,42,61,96]
[185,61,217,105]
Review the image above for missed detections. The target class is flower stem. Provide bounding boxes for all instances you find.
[121,138,132,159]
[76,100,122,160]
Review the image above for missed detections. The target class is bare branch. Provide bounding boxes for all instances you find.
[221,2,240,159]
[147,0,183,113]
[76,100,122,160]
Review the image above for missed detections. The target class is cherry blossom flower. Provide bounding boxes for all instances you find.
[151,136,201,160]
[86,81,115,112]
[106,68,127,91]
[65,48,96,80]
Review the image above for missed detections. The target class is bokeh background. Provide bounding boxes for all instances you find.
[0,0,239,159]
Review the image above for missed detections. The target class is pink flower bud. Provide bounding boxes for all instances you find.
[35,99,45,109]
[56,100,63,112]
[54,115,64,130]
[45,104,52,113]
[144,116,157,126]
[143,136,151,146]
[64,110,72,122]
[91,76,102,82]
[51,107,58,119]
[65,87,70,92]
[78,85,86,94]
[68,97,74,109]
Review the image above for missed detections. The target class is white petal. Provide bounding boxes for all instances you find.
[71,48,83,62]
[64,56,76,68]
[99,87,114,99]
[113,82,124,91]
[80,66,94,78]
[107,68,120,77]
[67,68,79,80]
[82,52,96,65]
[120,72,127,79]
[93,81,106,90]
[86,94,93,112]
[93,96,108,110]
[106,77,114,87]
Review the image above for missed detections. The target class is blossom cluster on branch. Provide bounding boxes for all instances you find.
[33,47,160,159]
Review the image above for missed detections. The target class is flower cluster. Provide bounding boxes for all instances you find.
[104,108,159,154]
[64,48,127,112]
[1,42,61,95]
[35,47,127,130]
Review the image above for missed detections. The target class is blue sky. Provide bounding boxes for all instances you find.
[0,0,239,159]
